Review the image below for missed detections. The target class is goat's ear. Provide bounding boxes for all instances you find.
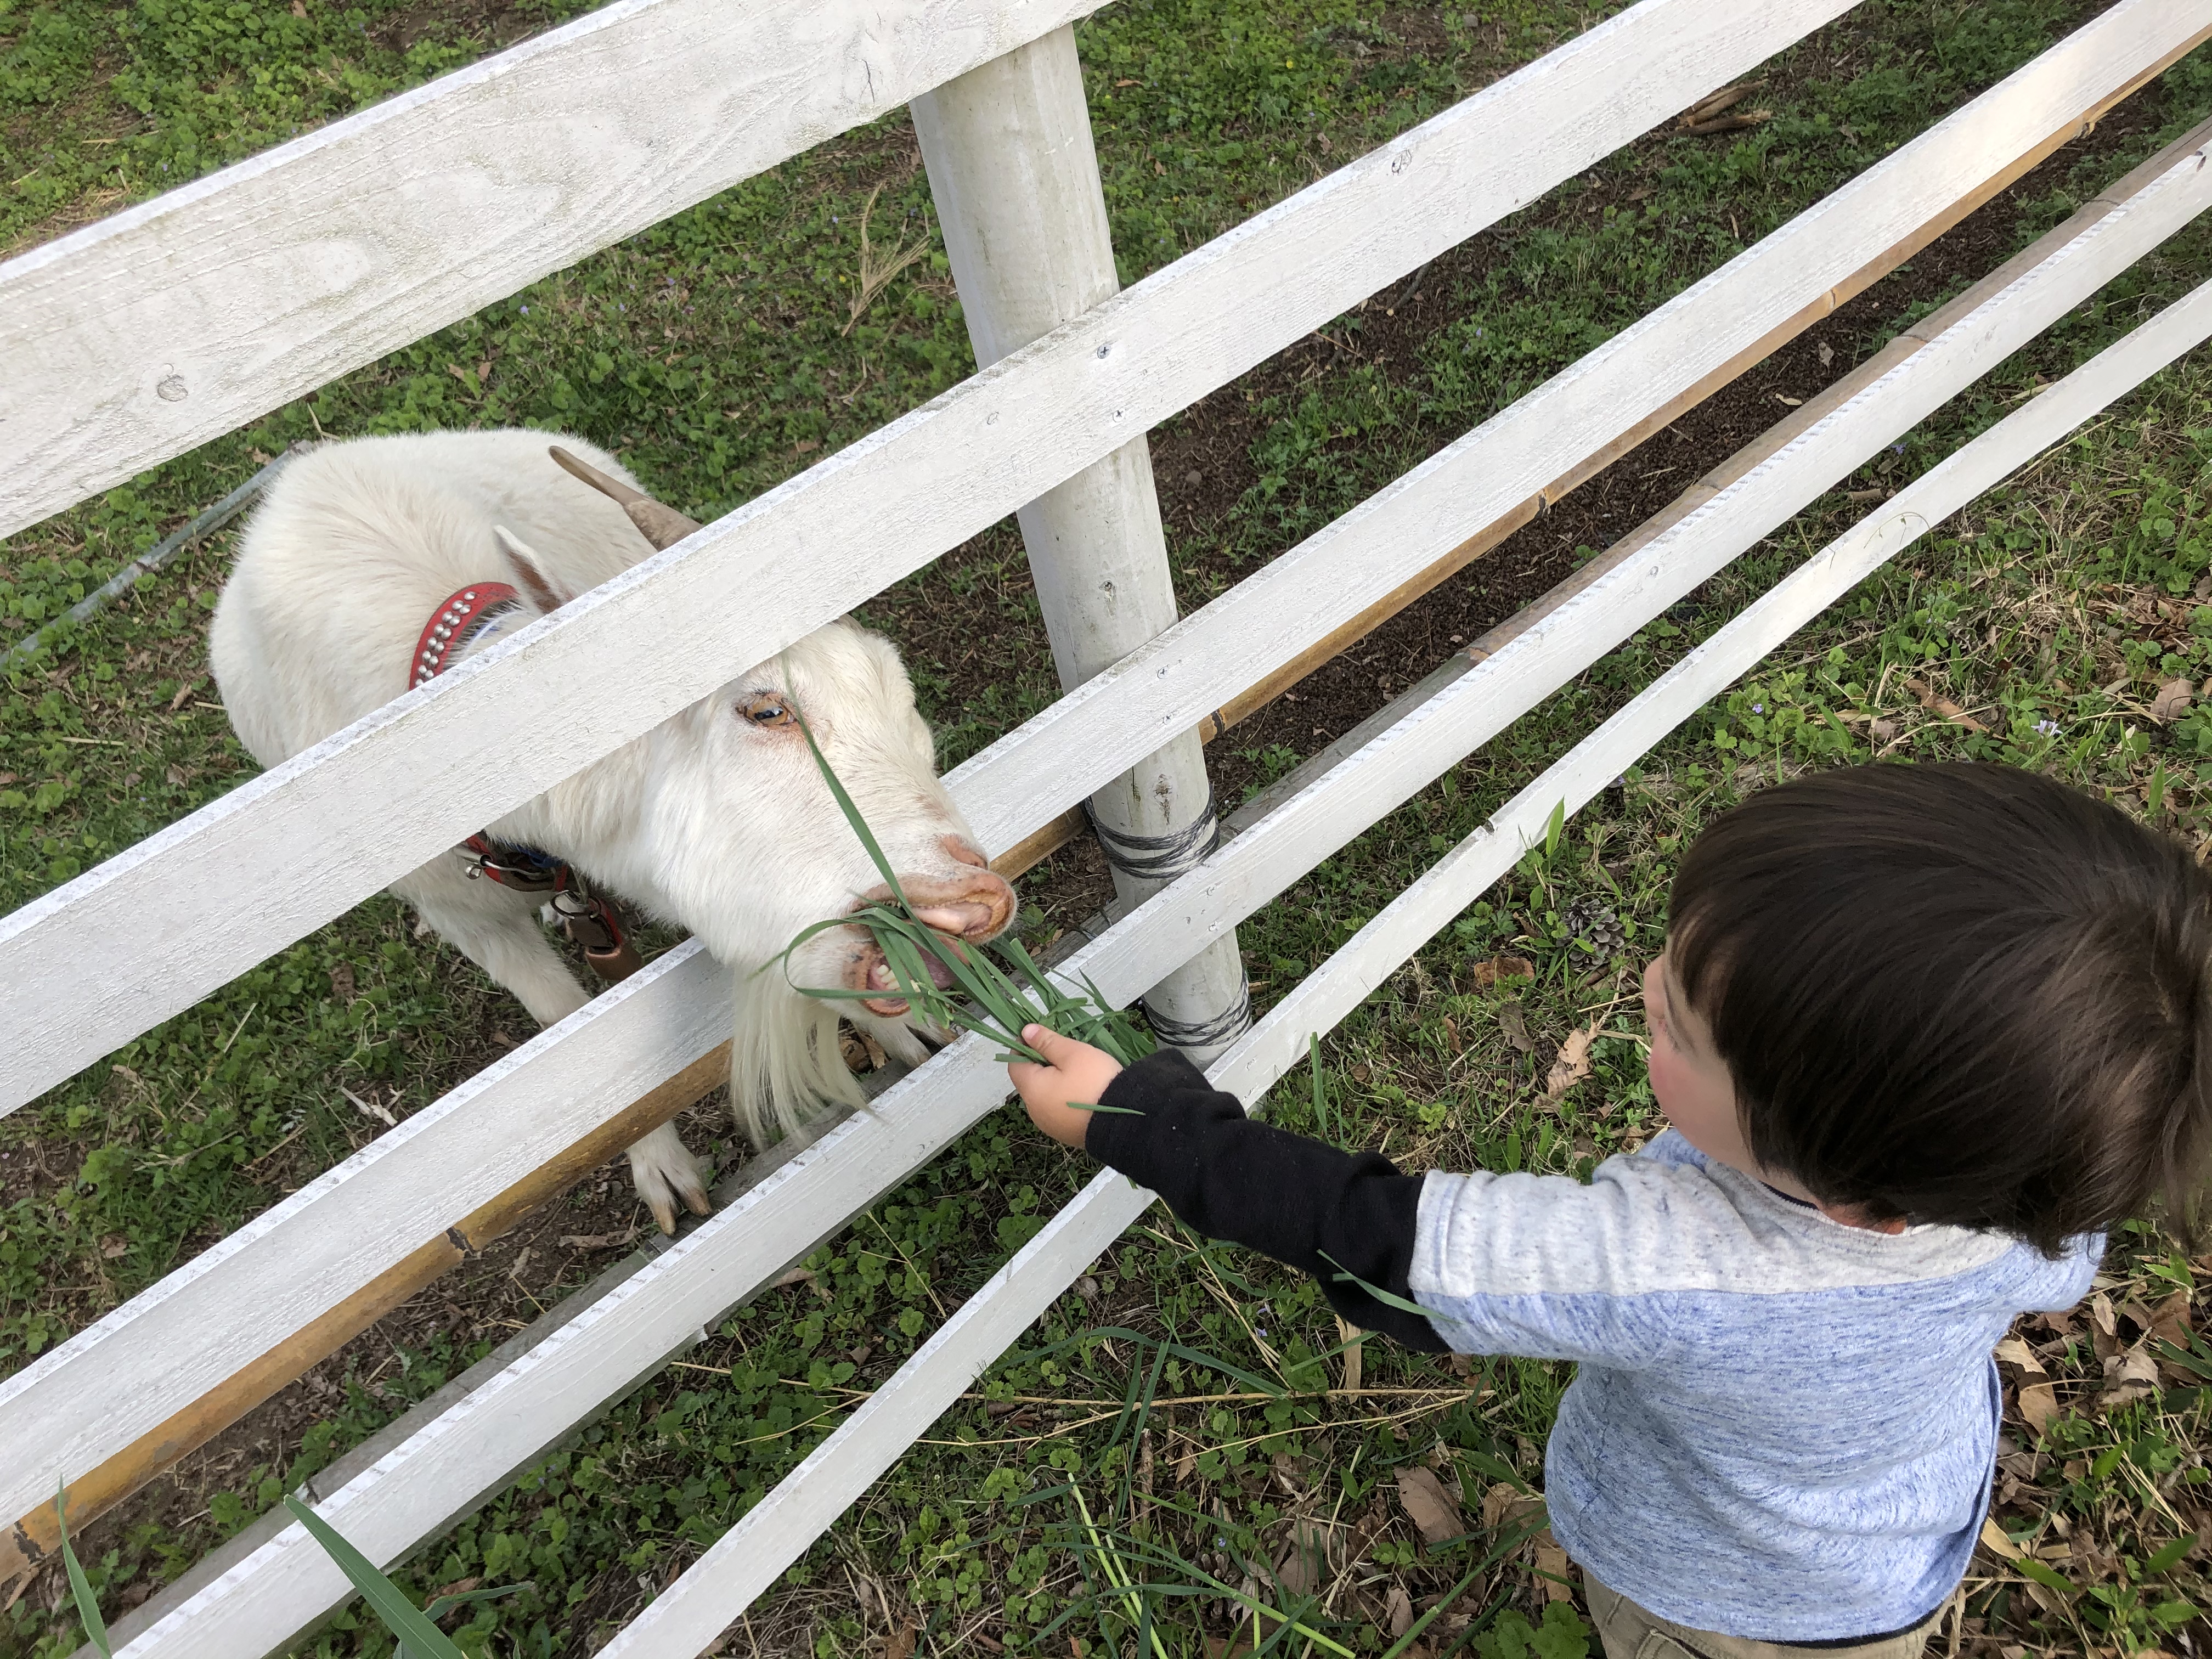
[493,525,571,615]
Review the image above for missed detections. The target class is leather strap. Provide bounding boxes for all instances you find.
[410,581,520,689]
[415,583,640,984]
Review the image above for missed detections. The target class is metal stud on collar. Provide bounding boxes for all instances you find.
[410,584,517,689]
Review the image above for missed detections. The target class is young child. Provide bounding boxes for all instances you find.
[1008,761,2212,1658]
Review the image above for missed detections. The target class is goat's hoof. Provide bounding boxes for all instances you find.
[629,1122,710,1237]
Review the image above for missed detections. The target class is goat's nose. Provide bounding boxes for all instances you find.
[911,901,997,938]
[941,834,990,871]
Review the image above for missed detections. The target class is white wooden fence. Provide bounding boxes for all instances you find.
[3,0,2210,1651]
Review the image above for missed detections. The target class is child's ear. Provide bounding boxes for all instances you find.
[492,524,570,616]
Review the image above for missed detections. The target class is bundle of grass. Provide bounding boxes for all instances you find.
[771,718,1152,1069]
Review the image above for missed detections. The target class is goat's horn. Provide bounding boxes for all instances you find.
[549,445,703,552]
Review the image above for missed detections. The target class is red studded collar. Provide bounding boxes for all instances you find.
[410,582,522,690]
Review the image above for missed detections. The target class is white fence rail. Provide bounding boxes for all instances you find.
[0,0,1108,537]
[6,0,2210,1649]
[0,0,1869,1111]
[4,1,2196,1542]
[108,137,2212,1655]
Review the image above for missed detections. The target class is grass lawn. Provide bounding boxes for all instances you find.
[11,0,2212,1654]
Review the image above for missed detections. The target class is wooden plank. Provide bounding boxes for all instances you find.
[941,0,2212,863]
[12,18,2198,1558]
[0,0,1109,538]
[989,805,1088,878]
[0,940,730,1536]
[0,0,1866,1116]
[105,154,2212,1657]
[595,270,2212,1659]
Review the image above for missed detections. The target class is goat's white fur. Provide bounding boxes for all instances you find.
[210,430,1007,1228]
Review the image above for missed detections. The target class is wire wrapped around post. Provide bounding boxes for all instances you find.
[1142,975,1254,1050]
[1085,787,1223,884]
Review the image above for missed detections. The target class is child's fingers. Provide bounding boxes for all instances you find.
[1021,1023,1088,1065]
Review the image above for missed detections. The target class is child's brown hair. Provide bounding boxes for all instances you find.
[1668,761,2212,1254]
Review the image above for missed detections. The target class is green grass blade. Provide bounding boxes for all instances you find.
[792,705,912,910]
[1309,1034,1329,1141]
[422,1583,528,1621]
[53,1484,112,1659]
[281,1496,467,1659]
[1317,1251,1434,1318]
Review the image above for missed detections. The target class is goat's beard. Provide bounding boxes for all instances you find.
[728,964,936,1149]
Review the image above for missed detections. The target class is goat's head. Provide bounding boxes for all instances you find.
[536,448,1017,1142]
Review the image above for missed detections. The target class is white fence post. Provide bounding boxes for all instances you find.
[910,26,1252,1058]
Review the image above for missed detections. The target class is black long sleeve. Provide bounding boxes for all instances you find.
[1086,1048,1445,1351]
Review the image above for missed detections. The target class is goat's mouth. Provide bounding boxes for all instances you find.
[848,932,962,1018]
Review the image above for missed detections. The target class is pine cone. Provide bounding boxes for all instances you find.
[1562,896,1628,958]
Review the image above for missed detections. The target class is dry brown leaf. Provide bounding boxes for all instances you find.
[1683,108,1773,136]
[1497,1002,1534,1054]
[1544,1023,1599,1098]
[558,1227,641,1251]
[2100,1344,2161,1413]
[2021,1575,2070,1619]
[1469,955,1536,990]
[1532,1531,1574,1602]
[1979,1518,2024,1562]
[1995,1336,2045,1375]
[1272,1520,1330,1597]
[99,1235,128,1260]
[772,1266,818,1289]
[2016,1378,2061,1435]
[1337,1316,1364,1394]
[2154,678,2197,725]
[1395,1465,1464,1545]
[1683,80,1763,124]
[1903,676,1988,733]
[885,1617,919,1659]
[1479,1481,1543,1533]
[1384,1584,1414,1640]
[2151,1289,2195,1352]
[1869,716,1898,744]
[327,963,357,1003]
[2092,1290,2118,1335]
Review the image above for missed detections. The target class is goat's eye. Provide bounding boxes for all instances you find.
[737,692,798,729]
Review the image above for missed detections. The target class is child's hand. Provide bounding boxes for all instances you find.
[1007,1025,1123,1149]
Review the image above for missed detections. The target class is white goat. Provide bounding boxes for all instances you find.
[210,430,1014,1230]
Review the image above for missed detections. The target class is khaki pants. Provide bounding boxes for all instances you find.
[1584,1570,1940,1659]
